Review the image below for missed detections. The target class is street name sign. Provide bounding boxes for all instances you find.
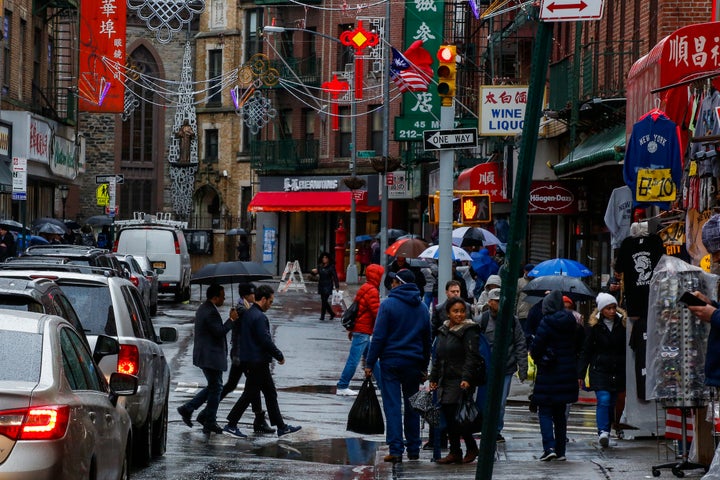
[95,174,125,184]
[540,0,604,21]
[423,128,478,151]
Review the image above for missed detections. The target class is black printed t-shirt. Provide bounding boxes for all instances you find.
[615,234,665,317]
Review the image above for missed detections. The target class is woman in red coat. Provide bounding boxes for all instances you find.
[336,263,384,396]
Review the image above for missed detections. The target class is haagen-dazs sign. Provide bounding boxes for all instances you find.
[528,181,577,215]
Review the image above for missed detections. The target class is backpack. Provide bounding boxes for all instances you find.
[341,300,359,331]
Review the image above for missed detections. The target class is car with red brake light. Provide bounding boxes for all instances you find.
[0,310,137,480]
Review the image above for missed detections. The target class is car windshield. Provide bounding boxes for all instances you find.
[58,284,116,336]
[0,295,44,313]
[0,330,41,382]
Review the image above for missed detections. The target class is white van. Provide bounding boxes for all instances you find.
[113,213,191,302]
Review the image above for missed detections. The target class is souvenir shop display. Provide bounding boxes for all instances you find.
[646,255,717,477]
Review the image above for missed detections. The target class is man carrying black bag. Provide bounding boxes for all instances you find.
[364,269,432,464]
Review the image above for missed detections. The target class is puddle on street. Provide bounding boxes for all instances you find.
[251,438,379,465]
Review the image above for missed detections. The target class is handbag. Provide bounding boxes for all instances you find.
[408,389,441,427]
[455,390,479,428]
[347,377,385,434]
[341,300,359,331]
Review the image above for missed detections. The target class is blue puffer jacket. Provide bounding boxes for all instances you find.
[530,290,582,406]
[366,283,431,371]
[235,303,284,364]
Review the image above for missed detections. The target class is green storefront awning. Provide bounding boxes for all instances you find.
[553,125,626,176]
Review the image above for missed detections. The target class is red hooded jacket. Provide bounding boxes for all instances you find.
[353,263,383,335]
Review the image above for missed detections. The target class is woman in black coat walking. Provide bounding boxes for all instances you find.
[429,297,484,465]
[311,252,339,321]
[530,290,583,462]
[578,292,626,448]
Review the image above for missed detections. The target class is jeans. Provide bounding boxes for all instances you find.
[497,374,513,433]
[595,390,618,434]
[538,403,568,456]
[183,368,224,425]
[226,362,285,429]
[379,363,422,456]
[337,333,382,390]
[422,292,434,309]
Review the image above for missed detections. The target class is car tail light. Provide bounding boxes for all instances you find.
[0,405,70,440]
[118,344,139,376]
[129,274,139,287]
[174,239,180,254]
[112,240,118,252]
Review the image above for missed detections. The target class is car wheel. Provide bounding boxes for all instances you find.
[133,404,153,468]
[151,394,168,457]
[119,443,130,480]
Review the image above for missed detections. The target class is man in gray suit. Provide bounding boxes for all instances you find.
[177,283,238,434]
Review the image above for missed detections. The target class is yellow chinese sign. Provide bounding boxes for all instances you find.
[96,184,109,206]
[635,168,676,203]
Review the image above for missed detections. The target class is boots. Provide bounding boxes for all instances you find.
[253,411,275,434]
[436,451,463,464]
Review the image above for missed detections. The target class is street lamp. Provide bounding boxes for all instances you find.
[58,185,69,220]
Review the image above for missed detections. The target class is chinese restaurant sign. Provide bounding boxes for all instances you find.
[479,86,528,136]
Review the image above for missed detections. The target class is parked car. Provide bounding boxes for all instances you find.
[114,214,191,302]
[22,244,125,277]
[0,310,138,480]
[116,253,155,315]
[133,254,159,315]
[0,267,176,467]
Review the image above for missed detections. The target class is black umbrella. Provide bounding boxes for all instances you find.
[377,229,407,243]
[38,223,67,235]
[523,275,595,300]
[191,261,273,302]
[84,215,114,227]
[0,219,27,233]
[32,217,69,234]
[64,220,82,230]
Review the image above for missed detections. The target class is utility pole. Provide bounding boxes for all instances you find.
[475,20,553,479]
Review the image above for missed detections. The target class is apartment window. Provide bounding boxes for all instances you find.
[303,109,314,141]
[369,105,383,153]
[245,10,262,60]
[337,24,354,71]
[278,108,292,139]
[336,106,351,157]
[3,12,11,94]
[33,27,42,106]
[208,49,222,105]
[205,129,218,162]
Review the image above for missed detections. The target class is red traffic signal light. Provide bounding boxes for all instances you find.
[460,194,491,223]
[436,45,457,106]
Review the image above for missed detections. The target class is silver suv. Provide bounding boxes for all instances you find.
[0,268,177,467]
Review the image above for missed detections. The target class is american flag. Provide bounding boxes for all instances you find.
[389,47,432,93]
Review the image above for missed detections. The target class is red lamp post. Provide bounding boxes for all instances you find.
[334,219,346,281]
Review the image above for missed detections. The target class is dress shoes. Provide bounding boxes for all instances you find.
[463,448,479,463]
[436,452,463,464]
[177,406,193,428]
[202,423,224,434]
[383,454,402,463]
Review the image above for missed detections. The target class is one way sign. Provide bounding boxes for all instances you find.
[423,128,478,151]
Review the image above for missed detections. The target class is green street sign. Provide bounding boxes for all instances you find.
[357,150,376,158]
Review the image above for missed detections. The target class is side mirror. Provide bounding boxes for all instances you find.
[108,372,138,405]
[159,326,178,343]
[93,334,119,364]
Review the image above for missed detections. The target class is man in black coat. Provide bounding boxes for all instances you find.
[0,225,16,261]
[177,283,238,434]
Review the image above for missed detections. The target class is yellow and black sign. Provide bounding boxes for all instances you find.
[635,168,676,203]
[96,184,110,206]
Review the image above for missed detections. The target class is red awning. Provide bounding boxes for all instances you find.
[455,162,509,203]
[248,191,380,213]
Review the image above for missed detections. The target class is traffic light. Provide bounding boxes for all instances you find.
[460,194,491,224]
[436,45,457,106]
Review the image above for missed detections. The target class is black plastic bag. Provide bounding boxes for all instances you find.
[455,391,479,428]
[347,377,384,434]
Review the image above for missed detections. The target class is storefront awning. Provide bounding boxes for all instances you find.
[553,125,625,177]
[248,191,380,213]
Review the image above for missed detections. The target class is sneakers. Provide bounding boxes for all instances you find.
[555,455,567,461]
[277,424,302,437]
[539,449,557,461]
[383,454,402,463]
[599,431,610,448]
[177,406,193,428]
[496,433,505,443]
[222,425,247,438]
[336,388,358,396]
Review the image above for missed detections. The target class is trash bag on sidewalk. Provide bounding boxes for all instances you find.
[347,377,384,434]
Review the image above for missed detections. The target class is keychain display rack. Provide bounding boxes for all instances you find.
[648,269,710,477]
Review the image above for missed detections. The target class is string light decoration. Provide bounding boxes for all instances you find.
[126,0,206,44]
[232,54,280,134]
[168,42,199,220]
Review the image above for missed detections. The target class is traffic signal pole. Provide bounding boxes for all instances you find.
[437,104,454,304]
[475,21,553,479]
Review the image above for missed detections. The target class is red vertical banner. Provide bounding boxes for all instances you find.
[79,0,126,113]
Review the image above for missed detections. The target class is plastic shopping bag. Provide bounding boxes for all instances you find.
[331,289,345,317]
[455,390,479,428]
[347,377,385,434]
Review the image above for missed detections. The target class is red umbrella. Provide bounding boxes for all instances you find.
[384,237,428,258]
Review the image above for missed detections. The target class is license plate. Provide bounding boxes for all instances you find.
[152,261,166,269]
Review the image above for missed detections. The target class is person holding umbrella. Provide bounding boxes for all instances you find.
[311,252,339,321]
[0,225,16,261]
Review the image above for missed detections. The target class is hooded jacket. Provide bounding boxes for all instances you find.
[578,306,627,392]
[530,290,582,406]
[353,264,383,335]
[366,282,432,371]
[430,319,483,404]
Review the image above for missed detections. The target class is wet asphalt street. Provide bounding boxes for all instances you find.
[130,282,703,480]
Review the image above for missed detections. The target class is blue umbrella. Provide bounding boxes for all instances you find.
[470,249,499,284]
[355,234,373,242]
[530,258,592,278]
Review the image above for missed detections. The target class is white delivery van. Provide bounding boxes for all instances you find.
[114,213,191,301]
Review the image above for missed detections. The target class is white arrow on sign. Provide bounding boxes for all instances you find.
[540,0,603,21]
[423,128,478,150]
[427,132,473,148]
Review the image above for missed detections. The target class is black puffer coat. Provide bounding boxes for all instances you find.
[429,320,483,404]
[530,291,582,406]
[578,308,627,392]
